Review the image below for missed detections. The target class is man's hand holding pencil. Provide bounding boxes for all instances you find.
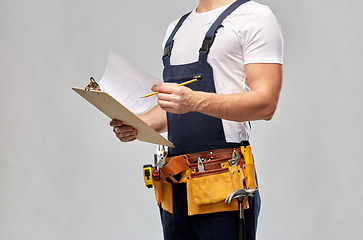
[147,79,200,115]
[141,79,197,98]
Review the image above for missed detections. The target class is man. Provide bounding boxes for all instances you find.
[111,0,283,239]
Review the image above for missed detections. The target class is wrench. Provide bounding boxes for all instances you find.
[197,157,205,172]
[229,150,241,166]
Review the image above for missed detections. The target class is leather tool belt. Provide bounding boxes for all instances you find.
[159,147,244,183]
[153,147,258,216]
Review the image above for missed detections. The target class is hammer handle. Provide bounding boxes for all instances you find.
[238,198,246,240]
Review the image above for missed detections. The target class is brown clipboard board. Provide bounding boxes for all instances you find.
[72,83,174,148]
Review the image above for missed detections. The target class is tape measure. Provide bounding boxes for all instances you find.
[143,164,154,188]
[240,140,253,164]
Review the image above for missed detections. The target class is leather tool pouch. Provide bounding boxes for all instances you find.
[154,148,258,216]
[153,178,174,213]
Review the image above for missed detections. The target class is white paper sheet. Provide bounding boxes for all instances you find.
[98,51,162,115]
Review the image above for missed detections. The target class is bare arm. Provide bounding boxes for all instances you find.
[139,104,168,133]
[110,105,167,142]
[153,63,282,122]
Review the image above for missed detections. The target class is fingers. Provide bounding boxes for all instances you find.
[110,119,122,127]
[151,83,178,94]
[152,84,194,114]
[110,119,138,142]
[153,84,184,104]
[115,127,138,142]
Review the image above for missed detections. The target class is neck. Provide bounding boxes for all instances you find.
[197,0,236,13]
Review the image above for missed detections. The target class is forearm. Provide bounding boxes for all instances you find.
[195,63,282,121]
[154,63,282,122]
[139,105,168,133]
[192,90,278,122]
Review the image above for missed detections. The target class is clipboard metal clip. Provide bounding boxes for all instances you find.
[85,77,101,91]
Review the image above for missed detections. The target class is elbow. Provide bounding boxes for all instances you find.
[262,103,278,121]
[264,116,273,121]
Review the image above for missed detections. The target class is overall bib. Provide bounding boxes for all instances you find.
[163,0,250,156]
[159,1,260,240]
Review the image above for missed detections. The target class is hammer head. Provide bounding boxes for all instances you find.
[224,188,256,204]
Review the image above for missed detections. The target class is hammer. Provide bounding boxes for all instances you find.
[225,188,256,240]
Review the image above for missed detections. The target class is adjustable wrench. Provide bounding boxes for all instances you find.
[197,157,205,172]
[229,150,241,166]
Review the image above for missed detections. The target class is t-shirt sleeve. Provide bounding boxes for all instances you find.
[239,5,284,65]
[162,19,179,50]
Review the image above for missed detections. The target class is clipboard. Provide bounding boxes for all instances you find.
[72,78,174,148]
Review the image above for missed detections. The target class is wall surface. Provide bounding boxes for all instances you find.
[1,0,362,239]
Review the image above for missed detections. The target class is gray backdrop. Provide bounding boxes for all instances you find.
[1,0,362,239]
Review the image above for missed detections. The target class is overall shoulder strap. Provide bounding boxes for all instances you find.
[199,0,249,61]
[162,12,192,66]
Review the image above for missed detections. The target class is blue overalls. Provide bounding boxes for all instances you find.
[160,1,260,239]
[162,0,246,156]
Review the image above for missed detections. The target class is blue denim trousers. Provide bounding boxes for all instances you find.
[160,183,261,240]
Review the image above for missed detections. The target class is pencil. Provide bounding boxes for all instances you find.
[141,79,198,98]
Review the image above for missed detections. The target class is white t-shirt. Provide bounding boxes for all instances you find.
[162,0,283,143]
